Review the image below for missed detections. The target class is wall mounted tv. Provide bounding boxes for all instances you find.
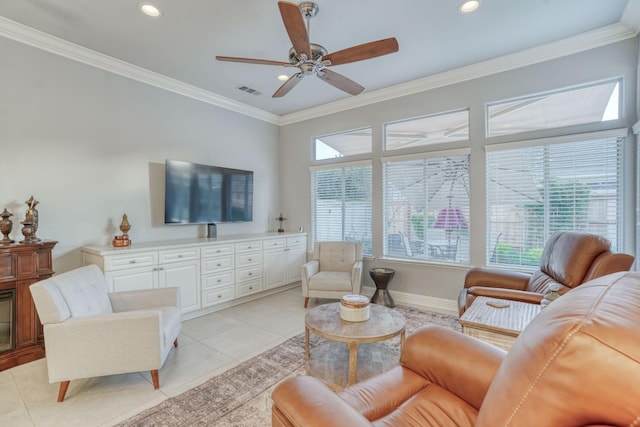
[164,159,253,224]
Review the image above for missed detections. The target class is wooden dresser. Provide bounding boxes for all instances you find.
[0,240,56,371]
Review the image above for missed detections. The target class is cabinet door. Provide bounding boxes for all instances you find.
[159,260,201,313]
[106,266,157,293]
[264,249,287,289]
[286,247,307,283]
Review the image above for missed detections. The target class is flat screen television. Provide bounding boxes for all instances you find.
[164,159,253,224]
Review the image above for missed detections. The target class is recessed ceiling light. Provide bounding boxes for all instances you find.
[277,75,289,81]
[139,3,162,17]
[459,0,480,13]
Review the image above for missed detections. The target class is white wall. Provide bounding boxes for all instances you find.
[279,39,639,301]
[0,37,281,273]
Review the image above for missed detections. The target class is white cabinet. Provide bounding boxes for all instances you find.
[286,236,307,283]
[264,235,307,289]
[99,251,158,292]
[82,233,307,316]
[106,264,157,292]
[264,238,287,290]
[160,259,201,313]
[91,247,202,313]
[235,240,263,297]
[201,243,235,308]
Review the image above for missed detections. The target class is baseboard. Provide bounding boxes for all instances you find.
[362,286,458,315]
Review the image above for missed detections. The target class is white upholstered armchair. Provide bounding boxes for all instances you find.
[301,242,363,308]
[29,264,181,402]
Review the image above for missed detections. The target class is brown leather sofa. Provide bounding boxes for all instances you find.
[272,271,640,426]
[458,231,633,315]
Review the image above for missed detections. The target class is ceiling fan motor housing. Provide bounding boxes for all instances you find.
[288,43,327,64]
[298,2,319,18]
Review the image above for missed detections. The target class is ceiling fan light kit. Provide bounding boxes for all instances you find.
[459,0,481,13]
[215,1,399,98]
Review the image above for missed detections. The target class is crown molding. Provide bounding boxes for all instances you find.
[621,0,640,34]
[280,23,637,126]
[0,16,281,125]
[0,15,635,128]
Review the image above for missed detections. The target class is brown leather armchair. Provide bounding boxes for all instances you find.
[458,231,633,315]
[272,271,640,426]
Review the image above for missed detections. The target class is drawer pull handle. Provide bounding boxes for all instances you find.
[248,258,252,262]
[217,279,221,283]
[249,286,253,290]
[248,272,252,276]
[217,263,222,267]
[218,294,222,298]
[129,260,137,264]
[216,250,221,253]
[178,255,183,258]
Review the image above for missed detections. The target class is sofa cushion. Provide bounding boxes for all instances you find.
[537,231,610,289]
[309,271,353,292]
[53,265,113,318]
[477,272,640,426]
[318,242,357,273]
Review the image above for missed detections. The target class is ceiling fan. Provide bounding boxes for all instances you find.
[216,1,399,98]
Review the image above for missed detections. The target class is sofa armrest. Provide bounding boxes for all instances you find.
[466,287,544,304]
[351,261,363,294]
[301,260,319,287]
[44,310,163,382]
[109,287,180,312]
[272,376,372,427]
[401,326,505,410]
[464,267,531,290]
[583,251,634,282]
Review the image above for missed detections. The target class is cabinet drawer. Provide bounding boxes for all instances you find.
[201,255,234,274]
[236,252,262,267]
[159,247,200,264]
[264,239,286,250]
[202,286,235,307]
[103,252,157,271]
[202,271,234,290]
[201,244,234,258]
[236,265,262,282]
[236,279,262,297]
[287,236,306,247]
[235,240,262,253]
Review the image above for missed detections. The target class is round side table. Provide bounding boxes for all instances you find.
[369,268,396,308]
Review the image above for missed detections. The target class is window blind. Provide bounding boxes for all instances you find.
[382,153,470,263]
[486,136,623,267]
[311,163,372,255]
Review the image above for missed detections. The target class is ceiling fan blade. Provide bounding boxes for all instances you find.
[273,72,305,98]
[278,1,311,59]
[324,38,399,66]
[317,69,364,95]
[215,56,290,67]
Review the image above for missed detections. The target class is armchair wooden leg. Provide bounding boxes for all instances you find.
[57,381,70,402]
[174,338,179,347]
[304,297,309,308]
[151,370,160,389]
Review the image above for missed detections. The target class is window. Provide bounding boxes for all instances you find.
[385,109,469,151]
[383,151,470,263]
[314,128,372,160]
[487,80,621,137]
[311,162,372,255]
[486,130,625,267]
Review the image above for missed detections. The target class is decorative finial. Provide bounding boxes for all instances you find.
[275,213,287,233]
[113,213,132,247]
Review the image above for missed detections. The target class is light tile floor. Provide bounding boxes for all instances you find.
[0,286,335,427]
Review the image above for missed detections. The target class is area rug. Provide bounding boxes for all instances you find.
[118,306,460,427]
